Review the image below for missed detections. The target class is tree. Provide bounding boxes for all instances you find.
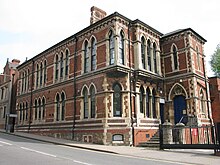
[210,44,220,77]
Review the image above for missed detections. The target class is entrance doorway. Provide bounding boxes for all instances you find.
[173,95,186,124]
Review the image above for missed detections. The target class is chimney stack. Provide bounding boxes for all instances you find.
[90,6,107,25]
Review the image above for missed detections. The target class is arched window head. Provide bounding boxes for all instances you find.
[147,40,152,71]
[140,86,144,113]
[90,86,96,118]
[109,30,115,65]
[153,43,157,73]
[113,83,122,117]
[84,41,89,73]
[83,88,88,118]
[141,37,146,69]
[91,38,96,71]
[65,49,69,76]
[172,45,178,70]
[119,31,124,65]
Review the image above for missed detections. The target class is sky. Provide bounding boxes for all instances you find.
[0,0,219,76]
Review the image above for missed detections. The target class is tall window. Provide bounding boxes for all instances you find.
[83,88,88,118]
[3,106,6,118]
[119,31,124,64]
[147,40,152,71]
[36,64,39,88]
[91,38,96,71]
[153,43,157,73]
[172,45,178,70]
[22,102,25,121]
[38,98,41,120]
[65,49,69,76]
[140,86,144,113]
[26,102,28,120]
[152,89,156,118]
[27,69,29,91]
[141,37,146,69]
[20,104,22,121]
[60,52,64,78]
[90,86,96,118]
[35,99,37,120]
[61,92,65,121]
[24,71,27,91]
[196,47,200,70]
[109,30,115,65]
[40,63,43,86]
[56,94,60,121]
[44,60,47,84]
[200,90,205,113]
[146,88,150,117]
[84,41,89,73]
[55,55,59,80]
[42,97,45,119]
[113,83,122,117]
[22,72,24,92]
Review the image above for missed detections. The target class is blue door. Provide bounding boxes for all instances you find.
[173,95,186,124]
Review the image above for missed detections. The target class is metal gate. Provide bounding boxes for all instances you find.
[159,124,220,154]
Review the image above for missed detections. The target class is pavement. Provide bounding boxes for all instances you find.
[1,129,220,165]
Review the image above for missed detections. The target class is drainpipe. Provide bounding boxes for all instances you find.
[72,36,78,140]
[28,60,34,132]
[128,22,135,146]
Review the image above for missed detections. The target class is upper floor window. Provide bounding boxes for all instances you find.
[90,86,96,118]
[83,88,89,119]
[24,71,27,91]
[27,69,29,91]
[196,47,201,70]
[153,43,157,73]
[44,60,47,84]
[55,55,59,80]
[60,52,64,78]
[113,83,122,117]
[84,41,89,73]
[109,30,115,65]
[141,37,146,69]
[21,72,24,92]
[147,40,152,71]
[119,31,124,65]
[36,64,39,88]
[65,49,69,76]
[40,63,43,86]
[91,38,96,71]
[172,45,178,70]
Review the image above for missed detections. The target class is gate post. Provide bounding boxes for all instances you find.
[163,120,173,144]
[175,123,185,144]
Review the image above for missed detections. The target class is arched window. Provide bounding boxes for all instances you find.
[44,60,47,84]
[38,98,41,120]
[27,69,29,91]
[113,83,122,117]
[84,41,89,73]
[42,97,45,119]
[40,62,43,86]
[147,40,151,71]
[90,86,96,118]
[109,30,115,65]
[26,102,28,121]
[19,103,22,121]
[21,72,24,92]
[172,45,178,70]
[36,64,39,88]
[152,89,157,118]
[140,86,144,113]
[56,94,60,121]
[153,43,157,73]
[91,37,96,71]
[24,71,27,91]
[61,92,65,120]
[146,88,150,117]
[141,37,146,69]
[34,99,37,120]
[65,49,69,76]
[83,88,88,118]
[200,90,205,113]
[119,31,124,65]
[22,102,25,121]
[60,52,64,78]
[196,47,200,70]
[55,55,59,80]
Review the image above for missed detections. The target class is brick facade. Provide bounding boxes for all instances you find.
[14,6,212,146]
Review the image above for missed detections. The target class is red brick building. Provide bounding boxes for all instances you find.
[15,6,212,146]
[209,77,220,123]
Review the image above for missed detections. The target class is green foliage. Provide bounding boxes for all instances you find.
[210,44,220,77]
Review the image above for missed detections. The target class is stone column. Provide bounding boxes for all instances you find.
[175,123,185,144]
[162,120,173,144]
